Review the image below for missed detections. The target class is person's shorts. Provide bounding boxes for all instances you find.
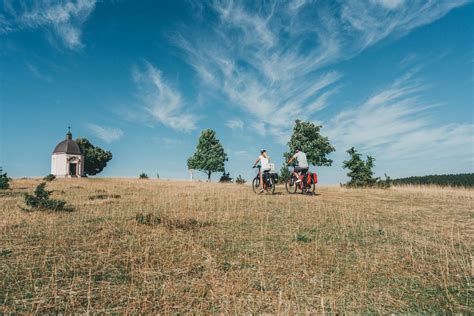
[294,167,308,174]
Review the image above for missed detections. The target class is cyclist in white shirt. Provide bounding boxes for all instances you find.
[287,148,309,183]
[253,149,271,193]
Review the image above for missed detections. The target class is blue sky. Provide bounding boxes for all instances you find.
[0,0,473,183]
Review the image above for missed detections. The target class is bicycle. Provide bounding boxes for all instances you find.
[285,167,316,195]
[252,166,276,194]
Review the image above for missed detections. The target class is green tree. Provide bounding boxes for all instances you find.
[187,129,228,182]
[76,138,113,176]
[283,120,335,167]
[279,165,292,182]
[342,147,379,187]
[0,167,10,190]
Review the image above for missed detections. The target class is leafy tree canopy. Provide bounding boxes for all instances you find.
[187,129,228,181]
[76,138,113,176]
[342,147,378,187]
[284,120,335,167]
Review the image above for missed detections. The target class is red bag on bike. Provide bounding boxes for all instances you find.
[304,172,318,185]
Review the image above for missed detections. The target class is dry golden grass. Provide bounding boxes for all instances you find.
[1,178,472,313]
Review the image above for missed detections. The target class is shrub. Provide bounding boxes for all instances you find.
[219,170,233,183]
[139,173,149,179]
[0,167,10,190]
[377,174,392,188]
[43,174,56,182]
[23,182,73,212]
[235,175,246,184]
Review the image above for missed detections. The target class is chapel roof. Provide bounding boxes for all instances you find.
[52,130,82,155]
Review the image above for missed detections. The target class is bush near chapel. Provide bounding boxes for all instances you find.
[76,138,113,176]
[0,167,10,190]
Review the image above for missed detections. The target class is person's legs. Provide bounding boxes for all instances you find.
[294,167,303,182]
[259,171,264,190]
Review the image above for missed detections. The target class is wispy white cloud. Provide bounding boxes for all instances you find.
[86,123,124,143]
[226,118,244,129]
[155,137,184,146]
[26,62,52,82]
[370,0,405,10]
[132,62,198,132]
[399,53,417,68]
[2,0,96,49]
[341,0,468,50]
[177,0,467,143]
[326,72,474,168]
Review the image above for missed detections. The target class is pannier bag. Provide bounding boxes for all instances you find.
[305,172,318,185]
[272,173,278,184]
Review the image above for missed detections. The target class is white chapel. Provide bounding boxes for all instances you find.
[51,129,84,177]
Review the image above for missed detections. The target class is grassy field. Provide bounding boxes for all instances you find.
[1,178,472,313]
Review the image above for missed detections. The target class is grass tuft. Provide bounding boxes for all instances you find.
[135,212,212,230]
[88,194,121,200]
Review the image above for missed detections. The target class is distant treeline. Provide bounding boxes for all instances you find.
[393,173,474,187]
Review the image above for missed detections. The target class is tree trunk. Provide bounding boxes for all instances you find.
[207,171,211,182]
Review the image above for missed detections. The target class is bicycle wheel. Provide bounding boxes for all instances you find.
[252,177,260,194]
[309,182,316,195]
[285,176,297,194]
[266,176,275,194]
